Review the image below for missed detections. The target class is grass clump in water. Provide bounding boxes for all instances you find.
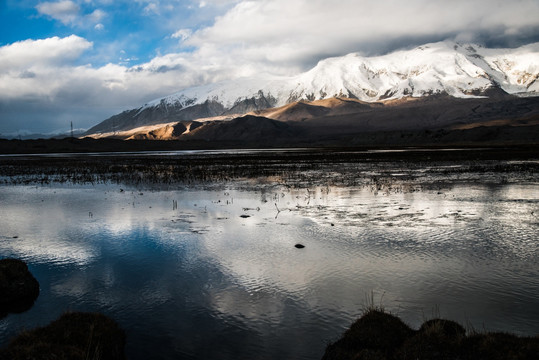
[0,312,126,360]
[322,308,539,360]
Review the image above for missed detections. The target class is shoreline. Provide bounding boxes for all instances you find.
[0,133,538,155]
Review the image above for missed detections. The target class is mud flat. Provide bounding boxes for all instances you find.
[0,147,537,189]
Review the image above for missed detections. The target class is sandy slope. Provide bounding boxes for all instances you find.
[250,97,375,121]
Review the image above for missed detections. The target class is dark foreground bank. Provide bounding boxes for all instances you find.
[0,259,124,359]
[323,309,539,360]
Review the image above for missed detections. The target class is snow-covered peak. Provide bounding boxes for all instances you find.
[142,41,539,111]
[142,76,284,111]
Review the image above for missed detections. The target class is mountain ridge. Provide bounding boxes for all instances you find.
[84,41,539,137]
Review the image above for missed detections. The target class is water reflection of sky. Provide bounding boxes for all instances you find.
[0,182,538,359]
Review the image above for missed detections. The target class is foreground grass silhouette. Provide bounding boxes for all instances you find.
[0,312,126,360]
[322,309,539,360]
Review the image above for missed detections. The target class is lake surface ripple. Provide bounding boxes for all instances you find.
[0,150,538,359]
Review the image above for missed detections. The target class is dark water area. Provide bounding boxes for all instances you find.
[0,148,538,359]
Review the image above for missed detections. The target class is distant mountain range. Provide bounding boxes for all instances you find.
[83,41,539,146]
[1,129,86,141]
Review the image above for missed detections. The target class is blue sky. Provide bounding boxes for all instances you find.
[0,1,227,66]
[1,0,539,136]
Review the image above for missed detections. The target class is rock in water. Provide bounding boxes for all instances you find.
[0,258,40,317]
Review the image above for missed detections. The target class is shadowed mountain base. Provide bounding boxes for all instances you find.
[76,95,539,147]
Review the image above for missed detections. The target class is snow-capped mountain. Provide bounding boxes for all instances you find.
[148,41,539,104]
[86,41,538,134]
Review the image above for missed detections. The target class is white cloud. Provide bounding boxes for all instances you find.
[88,9,106,23]
[95,23,105,31]
[36,1,107,27]
[185,0,539,70]
[0,35,215,130]
[194,0,239,7]
[0,36,95,105]
[171,28,192,41]
[36,0,80,25]
[143,2,160,15]
[0,35,93,71]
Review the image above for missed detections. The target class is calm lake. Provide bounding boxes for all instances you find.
[0,149,538,359]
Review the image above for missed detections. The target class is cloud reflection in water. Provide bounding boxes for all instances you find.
[0,182,538,359]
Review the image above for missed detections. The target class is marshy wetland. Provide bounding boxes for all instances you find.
[0,147,538,359]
